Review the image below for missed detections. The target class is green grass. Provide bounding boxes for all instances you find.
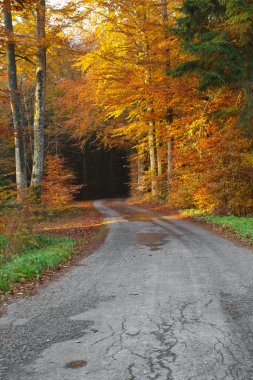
[0,236,7,251]
[0,236,75,294]
[181,209,253,241]
[203,215,253,240]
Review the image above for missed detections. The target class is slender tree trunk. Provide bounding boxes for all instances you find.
[167,138,172,177]
[83,146,87,188]
[157,149,162,177]
[137,149,144,193]
[162,1,170,73]
[162,0,173,187]
[31,0,46,196]
[144,32,157,198]
[148,124,157,197]
[3,0,27,197]
[156,132,162,176]
[23,92,33,160]
[239,46,253,135]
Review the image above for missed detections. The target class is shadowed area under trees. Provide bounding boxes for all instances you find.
[65,139,130,200]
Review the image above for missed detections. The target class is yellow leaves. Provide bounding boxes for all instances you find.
[245,153,253,166]
[186,116,209,137]
[104,105,129,120]
[76,50,98,71]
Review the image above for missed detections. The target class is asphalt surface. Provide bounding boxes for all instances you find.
[1,199,253,380]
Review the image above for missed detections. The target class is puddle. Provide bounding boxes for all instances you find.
[136,232,168,251]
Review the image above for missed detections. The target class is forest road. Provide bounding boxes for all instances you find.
[1,199,253,380]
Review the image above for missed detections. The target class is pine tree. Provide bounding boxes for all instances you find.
[173,0,253,135]
[172,0,243,90]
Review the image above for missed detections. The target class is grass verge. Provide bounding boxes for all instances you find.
[0,236,75,294]
[181,209,253,242]
[0,201,105,298]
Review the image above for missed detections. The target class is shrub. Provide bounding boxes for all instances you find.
[42,154,81,211]
[0,206,35,264]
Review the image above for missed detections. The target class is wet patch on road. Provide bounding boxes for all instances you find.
[136,232,169,251]
[105,201,155,222]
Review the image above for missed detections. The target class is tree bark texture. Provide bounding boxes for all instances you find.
[3,0,27,196]
[148,124,157,197]
[167,138,172,176]
[31,0,46,196]
[162,0,173,187]
[137,149,144,192]
[144,33,157,198]
[156,133,162,176]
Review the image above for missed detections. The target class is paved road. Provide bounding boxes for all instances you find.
[1,199,253,380]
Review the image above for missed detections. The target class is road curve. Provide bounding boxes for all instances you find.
[1,199,253,380]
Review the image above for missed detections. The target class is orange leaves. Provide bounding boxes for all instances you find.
[170,113,253,215]
[42,154,80,211]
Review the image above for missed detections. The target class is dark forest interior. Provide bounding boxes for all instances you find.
[66,140,130,200]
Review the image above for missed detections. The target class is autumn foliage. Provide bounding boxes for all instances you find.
[1,0,253,215]
[42,154,80,211]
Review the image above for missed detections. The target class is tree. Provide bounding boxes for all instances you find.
[2,0,27,197]
[31,0,46,196]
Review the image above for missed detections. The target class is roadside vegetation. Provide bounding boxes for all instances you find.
[0,235,74,294]
[181,209,253,243]
[0,197,104,297]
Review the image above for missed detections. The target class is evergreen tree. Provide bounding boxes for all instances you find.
[172,0,253,134]
[172,0,243,90]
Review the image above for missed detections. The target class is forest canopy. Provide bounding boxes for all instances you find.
[1,0,253,215]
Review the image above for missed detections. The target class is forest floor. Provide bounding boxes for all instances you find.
[1,199,253,379]
[0,201,107,304]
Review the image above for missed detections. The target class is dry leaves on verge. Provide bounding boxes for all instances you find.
[0,201,106,305]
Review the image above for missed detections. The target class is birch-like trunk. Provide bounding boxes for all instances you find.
[31,0,46,196]
[3,0,27,196]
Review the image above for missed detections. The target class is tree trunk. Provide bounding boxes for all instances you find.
[239,46,253,136]
[162,0,170,73]
[31,0,46,196]
[3,0,27,197]
[137,149,144,193]
[156,133,162,176]
[148,124,157,197]
[83,146,87,188]
[162,0,173,187]
[144,29,157,198]
[167,138,172,177]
